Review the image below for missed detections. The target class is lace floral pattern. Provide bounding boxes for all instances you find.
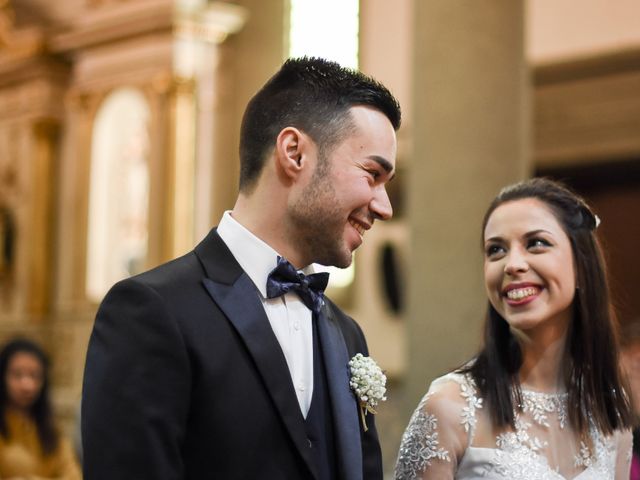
[487,445,560,479]
[394,374,481,479]
[394,392,451,479]
[573,432,616,476]
[460,378,483,434]
[520,389,568,429]
[394,373,621,479]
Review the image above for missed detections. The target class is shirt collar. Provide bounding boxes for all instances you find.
[217,211,315,297]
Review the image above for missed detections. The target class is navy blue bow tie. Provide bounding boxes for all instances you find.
[266,256,330,316]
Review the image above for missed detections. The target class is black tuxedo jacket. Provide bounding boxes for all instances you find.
[82,229,383,479]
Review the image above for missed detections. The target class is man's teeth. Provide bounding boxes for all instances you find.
[506,287,538,300]
[349,220,365,236]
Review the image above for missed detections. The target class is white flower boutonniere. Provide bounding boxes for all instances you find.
[348,353,387,432]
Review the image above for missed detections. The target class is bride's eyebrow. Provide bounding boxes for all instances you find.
[523,229,553,238]
[485,229,554,243]
[484,236,504,244]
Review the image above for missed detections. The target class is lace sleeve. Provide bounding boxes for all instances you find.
[394,375,474,479]
[614,429,633,480]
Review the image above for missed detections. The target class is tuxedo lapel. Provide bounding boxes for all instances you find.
[317,305,363,480]
[195,230,317,479]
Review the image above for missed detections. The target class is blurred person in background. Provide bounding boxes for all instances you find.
[0,338,81,480]
[620,320,640,480]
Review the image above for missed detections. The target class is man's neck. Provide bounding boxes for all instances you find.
[231,195,307,269]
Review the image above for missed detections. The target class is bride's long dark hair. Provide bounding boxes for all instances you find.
[460,178,634,437]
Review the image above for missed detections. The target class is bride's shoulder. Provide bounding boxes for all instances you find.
[397,371,480,475]
[427,371,479,400]
[415,371,482,422]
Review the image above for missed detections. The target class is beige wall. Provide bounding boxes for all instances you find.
[527,0,640,62]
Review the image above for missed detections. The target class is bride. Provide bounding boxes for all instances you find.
[395,178,635,479]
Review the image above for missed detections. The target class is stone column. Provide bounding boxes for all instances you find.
[172,1,249,242]
[55,91,99,313]
[0,77,68,323]
[165,77,197,258]
[406,0,530,414]
[29,119,60,316]
[213,0,287,222]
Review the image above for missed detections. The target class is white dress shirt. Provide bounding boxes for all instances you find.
[217,211,315,417]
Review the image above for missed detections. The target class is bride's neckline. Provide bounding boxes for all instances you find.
[519,383,568,396]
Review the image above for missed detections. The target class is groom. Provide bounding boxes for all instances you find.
[81,57,401,480]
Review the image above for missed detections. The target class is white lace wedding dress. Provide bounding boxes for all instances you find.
[394,372,632,479]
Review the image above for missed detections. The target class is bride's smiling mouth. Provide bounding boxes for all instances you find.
[502,283,542,305]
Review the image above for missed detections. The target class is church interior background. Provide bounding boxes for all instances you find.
[0,0,639,475]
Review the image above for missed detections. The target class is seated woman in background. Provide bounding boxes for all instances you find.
[0,338,81,479]
[395,178,635,479]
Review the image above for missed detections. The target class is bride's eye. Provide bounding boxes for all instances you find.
[485,244,505,259]
[527,238,551,251]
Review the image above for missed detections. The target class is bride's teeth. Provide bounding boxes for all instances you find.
[507,287,537,300]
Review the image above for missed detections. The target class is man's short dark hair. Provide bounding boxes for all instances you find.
[238,57,401,192]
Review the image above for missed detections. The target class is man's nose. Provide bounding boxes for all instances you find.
[371,186,392,221]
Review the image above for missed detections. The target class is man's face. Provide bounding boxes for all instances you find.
[287,105,397,268]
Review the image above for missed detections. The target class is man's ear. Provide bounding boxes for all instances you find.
[275,127,308,180]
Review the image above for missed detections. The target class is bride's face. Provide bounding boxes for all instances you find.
[483,198,576,336]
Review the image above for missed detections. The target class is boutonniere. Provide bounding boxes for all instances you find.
[348,353,387,432]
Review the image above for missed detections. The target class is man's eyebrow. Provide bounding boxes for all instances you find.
[371,155,396,182]
[368,155,394,173]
